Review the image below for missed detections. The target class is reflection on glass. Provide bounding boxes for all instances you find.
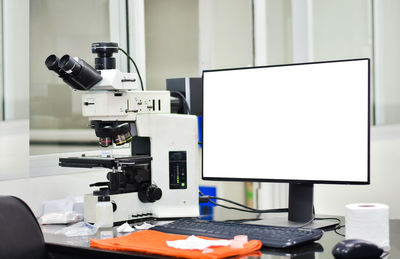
[30,0,110,155]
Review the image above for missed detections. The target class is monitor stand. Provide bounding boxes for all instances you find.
[245,183,339,229]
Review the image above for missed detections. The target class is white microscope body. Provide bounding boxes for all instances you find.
[81,87,201,223]
[46,42,200,224]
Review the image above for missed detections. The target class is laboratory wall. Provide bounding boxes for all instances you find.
[315,129,400,219]
[0,170,105,216]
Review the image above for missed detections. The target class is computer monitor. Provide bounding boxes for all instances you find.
[202,58,370,226]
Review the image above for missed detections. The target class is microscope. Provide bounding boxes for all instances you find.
[45,42,200,224]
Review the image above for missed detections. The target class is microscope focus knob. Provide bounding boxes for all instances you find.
[139,184,162,203]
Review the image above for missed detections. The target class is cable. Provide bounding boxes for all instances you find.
[334,224,345,237]
[199,192,345,231]
[170,91,191,114]
[199,192,348,231]
[296,217,316,228]
[207,198,287,214]
[314,216,342,224]
[314,216,344,236]
[199,191,288,214]
[200,191,269,212]
[207,196,266,212]
[118,47,144,91]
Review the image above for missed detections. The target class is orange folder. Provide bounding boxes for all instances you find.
[90,230,262,259]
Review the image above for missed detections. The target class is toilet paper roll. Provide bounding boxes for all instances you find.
[345,203,390,250]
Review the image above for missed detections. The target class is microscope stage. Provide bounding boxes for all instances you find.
[59,155,152,169]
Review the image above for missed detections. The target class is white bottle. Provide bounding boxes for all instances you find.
[95,196,114,228]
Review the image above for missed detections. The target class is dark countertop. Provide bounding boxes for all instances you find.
[43,214,399,259]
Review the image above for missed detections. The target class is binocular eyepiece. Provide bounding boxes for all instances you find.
[45,54,102,91]
[45,42,119,91]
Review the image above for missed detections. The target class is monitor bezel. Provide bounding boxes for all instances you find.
[201,58,370,185]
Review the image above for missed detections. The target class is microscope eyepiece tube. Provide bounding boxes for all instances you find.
[45,54,86,90]
[58,55,102,90]
[45,54,60,71]
[59,55,81,75]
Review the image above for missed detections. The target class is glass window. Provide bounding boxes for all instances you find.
[144,0,253,90]
[29,0,112,155]
[0,0,30,180]
[0,0,3,120]
[373,0,400,125]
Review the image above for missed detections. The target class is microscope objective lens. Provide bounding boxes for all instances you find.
[114,132,133,146]
[99,137,112,147]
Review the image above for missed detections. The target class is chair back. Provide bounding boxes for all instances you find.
[0,196,47,259]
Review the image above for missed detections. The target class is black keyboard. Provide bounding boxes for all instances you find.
[151,218,323,248]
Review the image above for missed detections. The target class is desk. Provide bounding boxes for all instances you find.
[43,216,400,259]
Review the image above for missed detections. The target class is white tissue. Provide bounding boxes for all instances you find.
[117,222,135,233]
[40,196,84,224]
[57,222,98,237]
[39,211,83,225]
[166,235,231,250]
[345,203,390,250]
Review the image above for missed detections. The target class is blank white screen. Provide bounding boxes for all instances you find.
[203,59,369,183]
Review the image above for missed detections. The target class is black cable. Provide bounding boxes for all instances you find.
[315,216,345,236]
[206,199,258,213]
[314,217,341,222]
[124,0,131,72]
[199,191,288,214]
[118,47,144,91]
[334,224,345,237]
[207,198,287,214]
[296,217,316,228]
[207,196,264,211]
[171,91,191,114]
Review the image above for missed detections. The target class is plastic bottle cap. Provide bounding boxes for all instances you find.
[98,196,111,202]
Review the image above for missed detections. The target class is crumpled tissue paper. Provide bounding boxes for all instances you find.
[117,222,135,233]
[166,235,231,250]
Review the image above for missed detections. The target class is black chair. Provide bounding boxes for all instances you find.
[0,196,138,259]
[0,196,48,259]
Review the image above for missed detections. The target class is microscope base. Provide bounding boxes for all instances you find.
[84,192,199,225]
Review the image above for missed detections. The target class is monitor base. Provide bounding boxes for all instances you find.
[243,213,339,229]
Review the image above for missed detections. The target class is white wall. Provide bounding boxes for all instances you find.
[0,170,105,216]
[0,120,29,179]
[199,0,253,71]
[315,126,400,219]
